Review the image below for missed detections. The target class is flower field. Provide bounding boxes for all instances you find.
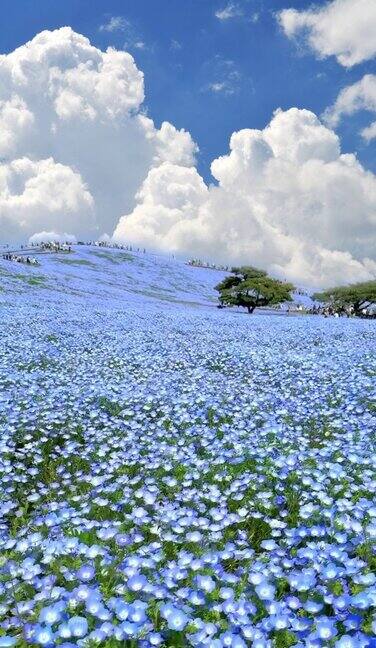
[0,248,375,647]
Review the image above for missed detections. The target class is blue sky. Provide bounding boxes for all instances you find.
[1,0,375,181]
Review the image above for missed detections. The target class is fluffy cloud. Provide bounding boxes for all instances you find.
[0,96,34,157]
[0,157,94,240]
[0,27,196,242]
[114,108,376,288]
[29,231,77,244]
[362,122,376,142]
[278,0,376,67]
[324,74,376,141]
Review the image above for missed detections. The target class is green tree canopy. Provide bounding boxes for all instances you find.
[313,280,376,316]
[215,266,295,314]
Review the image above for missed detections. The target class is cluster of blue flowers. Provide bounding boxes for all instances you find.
[0,250,375,647]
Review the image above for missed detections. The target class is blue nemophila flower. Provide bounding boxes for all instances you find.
[188,590,206,605]
[291,617,313,632]
[315,617,338,640]
[260,539,278,551]
[127,573,148,592]
[351,592,372,610]
[114,602,129,621]
[87,628,107,642]
[67,616,88,638]
[120,621,139,637]
[161,604,188,631]
[76,564,95,582]
[196,574,216,593]
[343,615,362,631]
[33,625,54,646]
[333,595,351,612]
[355,572,376,586]
[249,572,265,586]
[286,595,301,610]
[219,587,235,600]
[321,563,341,580]
[38,605,64,625]
[128,602,147,624]
[255,581,276,601]
[149,632,163,645]
[57,622,72,639]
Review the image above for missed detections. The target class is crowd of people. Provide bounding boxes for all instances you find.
[307,304,350,317]
[77,240,147,254]
[301,304,375,318]
[187,258,231,271]
[29,241,72,253]
[2,253,39,265]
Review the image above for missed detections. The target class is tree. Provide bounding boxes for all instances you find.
[313,280,376,316]
[215,266,295,314]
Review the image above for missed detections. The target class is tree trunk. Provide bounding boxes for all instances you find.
[247,305,256,314]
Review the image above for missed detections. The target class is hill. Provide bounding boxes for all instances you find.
[0,245,227,309]
[0,244,313,311]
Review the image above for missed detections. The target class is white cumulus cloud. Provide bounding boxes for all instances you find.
[29,231,77,244]
[278,0,376,67]
[113,108,376,288]
[0,157,94,240]
[0,27,196,243]
[0,96,34,158]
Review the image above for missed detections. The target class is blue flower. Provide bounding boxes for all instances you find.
[127,573,148,592]
[67,616,88,638]
[315,617,338,640]
[161,604,188,631]
[255,581,276,601]
[196,574,216,593]
[76,564,95,582]
[38,605,63,625]
[120,621,138,637]
[33,625,54,646]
